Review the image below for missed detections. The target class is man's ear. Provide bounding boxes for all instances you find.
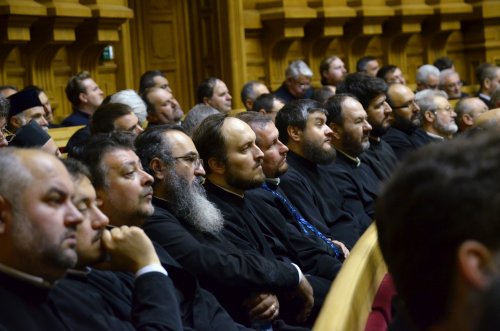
[0,195,12,234]
[258,109,267,115]
[207,157,225,175]
[202,97,210,106]
[9,116,22,131]
[245,99,253,111]
[457,240,495,289]
[462,113,474,126]
[150,158,166,181]
[287,126,302,143]
[330,123,342,140]
[78,92,88,104]
[424,110,435,123]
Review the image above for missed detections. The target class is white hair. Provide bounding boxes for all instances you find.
[285,60,313,79]
[439,69,459,86]
[110,89,147,124]
[416,64,440,84]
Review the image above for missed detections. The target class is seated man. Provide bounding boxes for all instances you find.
[241,80,270,111]
[51,159,184,330]
[439,69,468,100]
[377,131,500,331]
[67,102,144,158]
[196,77,233,113]
[109,89,148,126]
[415,64,440,92]
[319,55,347,90]
[337,73,397,181]
[275,99,360,248]
[139,70,184,117]
[78,132,251,331]
[383,83,433,160]
[415,89,457,140]
[323,94,380,233]
[454,97,488,134]
[250,93,285,122]
[135,125,313,329]
[7,88,49,132]
[142,87,184,125]
[475,63,500,109]
[274,60,314,104]
[356,56,380,77]
[10,121,61,157]
[376,65,406,85]
[62,71,104,127]
[0,148,83,329]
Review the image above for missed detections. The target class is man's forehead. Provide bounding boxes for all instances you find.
[165,130,197,154]
[223,118,255,142]
[103,148,140,168]
[74,176,96,201]
[307,111,326,121]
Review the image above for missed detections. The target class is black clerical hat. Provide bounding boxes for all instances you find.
[9,120,50,148]
[7,88,42,118]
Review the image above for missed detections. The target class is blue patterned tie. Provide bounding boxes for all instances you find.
[261,183,341,259]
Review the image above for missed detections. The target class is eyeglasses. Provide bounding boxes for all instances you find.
[0,126,15,143]
[174,154,204,168]
[392,99,418,110]
[445,81,463,89]
[293,81,311,90]
[433,106,454,114]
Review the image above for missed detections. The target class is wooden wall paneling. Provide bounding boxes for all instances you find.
[22,1,91,120]
[255,0,317,91]
[0,0,46,85]
[461,1,500,84]
[304,0,356,87]
[421,0,472,63]
[406,34,425,86]
[217,0,247,110]
[2,48,26,89]
[132,0,194,112]
[342,0,394,72]
[52,47,73,121]
[382,0,433,80]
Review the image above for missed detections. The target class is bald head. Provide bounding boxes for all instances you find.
[474,108,500,130]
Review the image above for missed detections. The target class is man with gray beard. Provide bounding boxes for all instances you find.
[136,124,312,330]
[415,89,458,140]
[323,94,381,234]
[274,99,360,248]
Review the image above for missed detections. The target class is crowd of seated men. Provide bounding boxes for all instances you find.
[0,57,500,331]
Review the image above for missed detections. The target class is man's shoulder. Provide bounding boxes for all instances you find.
[61,110,90,127]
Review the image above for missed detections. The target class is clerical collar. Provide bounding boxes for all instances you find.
[369,135,381,143]
[0,263,53,289]
[66,267,91,278]
[336,148,361,167]
[479,93,491,101]
[425,131,444,140]
[210,182,244,198]
[265,177,280,186]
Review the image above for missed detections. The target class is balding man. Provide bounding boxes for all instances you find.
[0,148,83,329]
[383,84,433,159]
[142,87,184,125]
[454,97,488,134]
[241,81,270,111]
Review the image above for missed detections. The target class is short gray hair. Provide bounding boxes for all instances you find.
[416,89,449,119]
[416,64,440,84]
[285,60,313,79]
[182,104,219,136]
[109,89,147,124]
[439,69,459,87]
[0,148,33,212]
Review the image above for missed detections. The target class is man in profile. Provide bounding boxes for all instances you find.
[62,71,104,127]
[196,77,233,113]
[7,88,49,132]
[240,81,270,111]
[142,87,184,125]
[377,131,500,331]
[319,55,347,90]
[275,60,314,104]
[0,148,83,329]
